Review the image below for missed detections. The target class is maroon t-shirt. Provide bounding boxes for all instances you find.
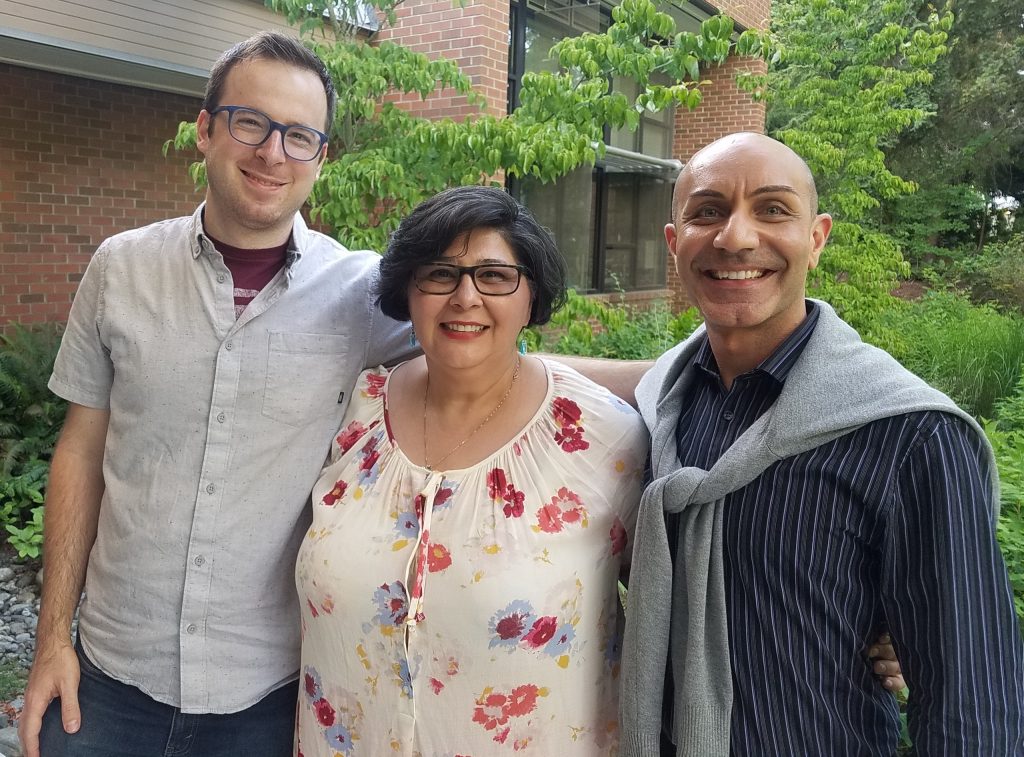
[207,233,288,318]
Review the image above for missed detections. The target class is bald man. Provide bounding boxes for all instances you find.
[620,133,1024,756]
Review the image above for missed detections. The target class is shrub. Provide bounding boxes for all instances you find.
[527,290,702,360]
[885,290,1024,418]
[809,222,911,357]
[979,366,1024,631]
[880,184,989,268]
[0,323,66,558]
[944,233,1024,312]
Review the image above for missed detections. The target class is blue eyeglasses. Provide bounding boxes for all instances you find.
[209,105,328,162]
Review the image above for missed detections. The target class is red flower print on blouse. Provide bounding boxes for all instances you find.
[610,516,628,556]
[473,684,547,740]
[321,479,347,506]
[535,488,588,534]
[554,425,589,453]
[358,436,381,472]
[434,486,454,508]
[313,697,336,727]
[522,616,558,648]
[427,543,452,573]
[430,677,445,694]
[505,683,542,717]
[495,610,530,642]
[488,467,526,518]
[502,488,525,519]
[535,502,565,534]
[304,672,318,699]
[364,372,386,398]
[551,397,590,452]
[306,598,319,618]
[487,468,508,501]
[472,689,512,731]
[335,420,368,455]
[552,397,582,426]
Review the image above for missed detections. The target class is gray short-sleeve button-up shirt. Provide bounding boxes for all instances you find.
[49,206,412,713]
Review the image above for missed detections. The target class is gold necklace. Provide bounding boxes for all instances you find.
[422,357,521,471]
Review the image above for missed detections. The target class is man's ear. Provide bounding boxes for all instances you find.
[664,223,678,259]
[807,213,833,270]
[196,110,212,155]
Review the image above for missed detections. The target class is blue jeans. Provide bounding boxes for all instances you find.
[39,640,297,756]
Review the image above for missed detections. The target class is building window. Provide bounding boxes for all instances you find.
[508,0,679,293]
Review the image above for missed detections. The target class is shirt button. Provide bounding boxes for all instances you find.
[194,555,205,567]
[185,623,197,635]
[216,412,226,423]
[206,483,215,494]
[225,341,233,351]
[723,410,735,421]
[217,274,226,283]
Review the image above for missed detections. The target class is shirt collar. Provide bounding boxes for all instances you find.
[693,300,820,385]
[188,202,307,267]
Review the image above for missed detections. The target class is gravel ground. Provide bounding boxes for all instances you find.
[0,546,40,756]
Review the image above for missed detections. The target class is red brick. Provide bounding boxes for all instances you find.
[3,0,767,325]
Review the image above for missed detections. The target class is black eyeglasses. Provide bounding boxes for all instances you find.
[413,263,529,296]
[209,105,328,162]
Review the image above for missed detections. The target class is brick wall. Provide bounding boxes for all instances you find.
[666,25,769,311]
[1,0,768,326]
[0,64,201,326]
[715,0,771,30]
[378,0,509,119]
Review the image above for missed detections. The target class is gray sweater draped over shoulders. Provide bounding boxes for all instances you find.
[619,300,997,756]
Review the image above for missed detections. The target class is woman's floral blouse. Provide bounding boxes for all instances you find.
[295,360,647,756]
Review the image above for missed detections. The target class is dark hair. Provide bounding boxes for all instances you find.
[377,186,568,326]
[204,31,337,134]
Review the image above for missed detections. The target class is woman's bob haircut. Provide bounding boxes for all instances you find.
[376,186,568,326]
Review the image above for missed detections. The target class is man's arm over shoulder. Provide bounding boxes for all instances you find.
[882,412,1024,754]
[19,404,109,757]
[542,355,651,409]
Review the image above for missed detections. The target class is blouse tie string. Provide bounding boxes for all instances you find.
[404,470,445,627]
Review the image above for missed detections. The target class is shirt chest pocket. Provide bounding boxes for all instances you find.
[263,332,354,427]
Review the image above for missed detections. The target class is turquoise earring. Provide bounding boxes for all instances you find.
[409,327,417,348]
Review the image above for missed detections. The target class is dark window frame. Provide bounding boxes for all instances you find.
[506,0,673,294]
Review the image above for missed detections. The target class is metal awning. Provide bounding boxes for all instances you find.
[595,144,683,176]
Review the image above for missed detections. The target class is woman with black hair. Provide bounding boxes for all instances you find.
[294,186,647,755]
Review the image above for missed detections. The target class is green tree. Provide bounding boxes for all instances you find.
[765,0,951,221]
[168,0,769,251]
[891,0,1024,198]
[882,0,1024,258]
[750,0,952,346]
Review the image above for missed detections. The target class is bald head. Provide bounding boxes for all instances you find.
[672,133,819,220]
[662,131,833,380]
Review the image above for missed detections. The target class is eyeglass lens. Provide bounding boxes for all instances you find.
[225,107,322,161]
[415,264,522,295]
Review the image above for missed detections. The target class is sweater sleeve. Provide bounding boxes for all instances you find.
[881,413,1024,755]
[619,482,676,756]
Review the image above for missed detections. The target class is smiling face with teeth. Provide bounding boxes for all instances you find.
[408,228,534,373]
[665,133,832,373]
[196,58,328,248]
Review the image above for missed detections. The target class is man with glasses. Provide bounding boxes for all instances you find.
[20,31,411,756]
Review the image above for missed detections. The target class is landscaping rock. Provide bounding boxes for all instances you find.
[0,724,22,756]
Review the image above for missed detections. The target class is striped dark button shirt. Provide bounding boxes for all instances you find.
[674,302,1024,755]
